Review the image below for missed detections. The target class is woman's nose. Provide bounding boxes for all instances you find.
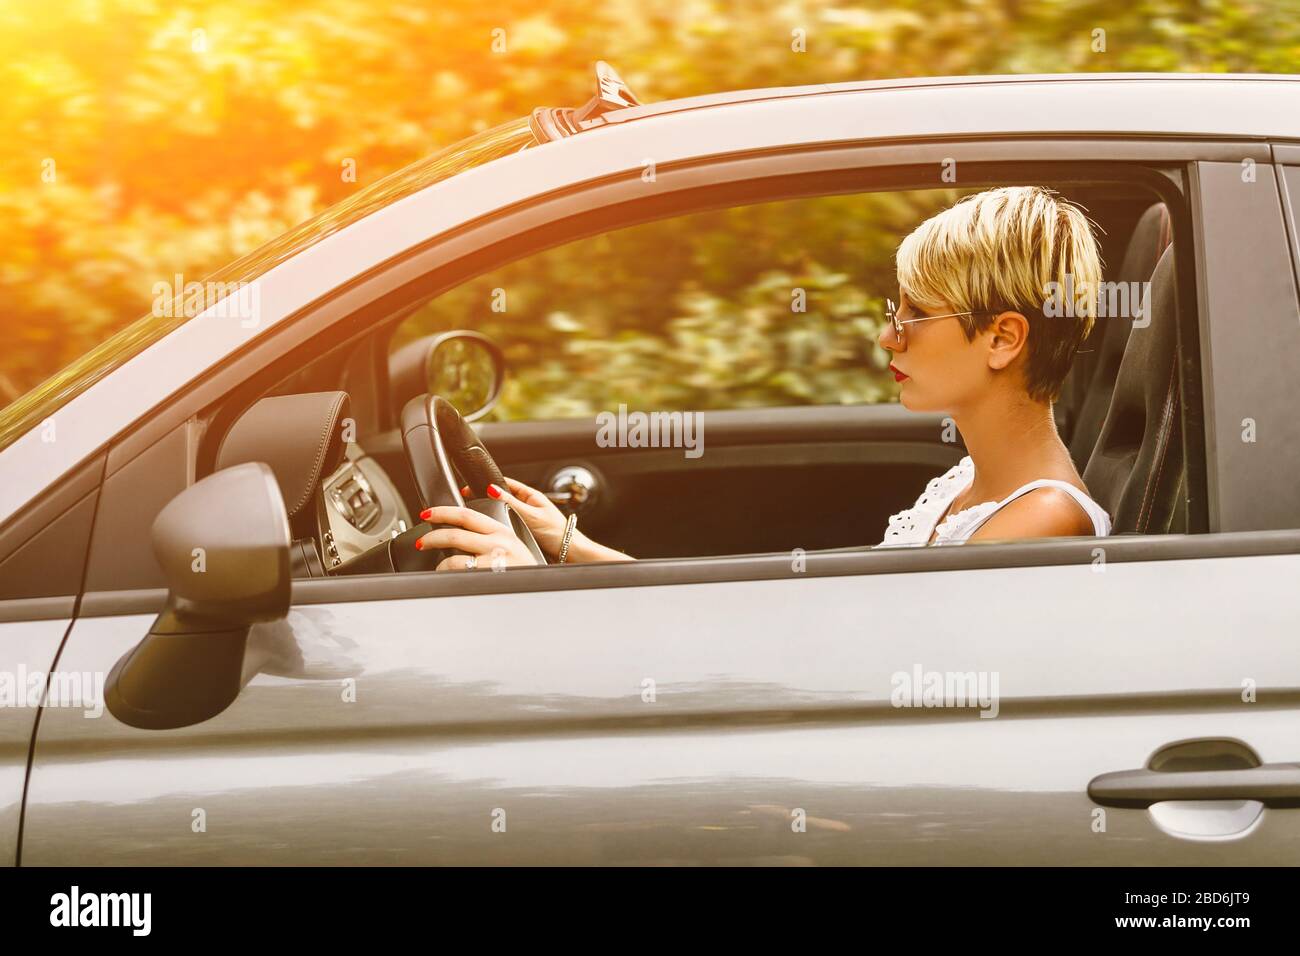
[878,321,902,352]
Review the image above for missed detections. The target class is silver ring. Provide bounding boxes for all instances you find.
[465,555,478,570]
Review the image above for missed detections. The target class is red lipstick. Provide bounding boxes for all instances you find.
[890,363,909,383]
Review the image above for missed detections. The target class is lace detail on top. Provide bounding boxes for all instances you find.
[879,456,976,547]
[878,456,1112,547]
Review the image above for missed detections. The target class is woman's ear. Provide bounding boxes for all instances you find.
[985,310,1030,371]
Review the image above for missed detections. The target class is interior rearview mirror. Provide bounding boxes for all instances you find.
[105,462,291,730]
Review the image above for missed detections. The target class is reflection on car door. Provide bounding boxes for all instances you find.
[22,544,1300,865]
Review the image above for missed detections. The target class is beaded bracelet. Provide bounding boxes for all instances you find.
[557,513,578,564]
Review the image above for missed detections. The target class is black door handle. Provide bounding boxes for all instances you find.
[1089,762,1300,808]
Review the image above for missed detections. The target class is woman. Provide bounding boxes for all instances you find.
[416,185,1111,569]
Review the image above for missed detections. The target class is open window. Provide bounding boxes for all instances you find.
[188,156,1201,593]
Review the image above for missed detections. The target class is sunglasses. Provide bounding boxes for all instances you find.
[885,297,991,343]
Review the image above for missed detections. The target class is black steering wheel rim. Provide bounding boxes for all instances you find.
[400,394,546,564]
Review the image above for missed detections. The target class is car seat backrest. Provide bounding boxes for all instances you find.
[1068,201,1172,464]
[1082,246,1183,534]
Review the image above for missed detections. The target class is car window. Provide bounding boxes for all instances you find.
[0,117,537,454]
[391,188,970,421]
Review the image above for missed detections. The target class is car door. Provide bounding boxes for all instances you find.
[20,529,1300,865]
[16,84,1300,865]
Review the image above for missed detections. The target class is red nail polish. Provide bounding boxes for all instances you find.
[487,484,502,499]
[460,485,471,497]
[414,539,424,550]
[419,508,432,521]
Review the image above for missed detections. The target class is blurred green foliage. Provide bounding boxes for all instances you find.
[394,190,965,419]
[1,0,1296,410]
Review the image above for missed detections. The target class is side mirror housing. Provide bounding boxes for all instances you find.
[424,331,505,422]
[389,329,505,423]
[105,462,291,729]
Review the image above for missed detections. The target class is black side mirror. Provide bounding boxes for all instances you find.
[424,331,504,422]
[105,462,291,729]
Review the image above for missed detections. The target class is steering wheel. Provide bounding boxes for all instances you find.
[400,394,547,565]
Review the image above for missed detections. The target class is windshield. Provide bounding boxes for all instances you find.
[0,116,537,453]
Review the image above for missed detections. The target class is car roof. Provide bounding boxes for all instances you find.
[593,72,1300,142]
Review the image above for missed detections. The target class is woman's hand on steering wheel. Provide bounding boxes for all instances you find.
[414,505,539,571]
[472,477,570,560]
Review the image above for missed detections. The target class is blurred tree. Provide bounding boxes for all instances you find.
[393,190,962,419]
[0,0,1295,405]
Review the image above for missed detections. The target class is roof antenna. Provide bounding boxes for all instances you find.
[530,61,643,143]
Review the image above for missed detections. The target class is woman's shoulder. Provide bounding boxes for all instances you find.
[975,485,1097,537]
[971,478,1111,540]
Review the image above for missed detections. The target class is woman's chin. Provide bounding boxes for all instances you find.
[898,384,940,413]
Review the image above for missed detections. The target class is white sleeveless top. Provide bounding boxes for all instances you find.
[879,455,1111,547]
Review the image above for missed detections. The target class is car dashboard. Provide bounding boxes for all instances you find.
[312,447,413,572]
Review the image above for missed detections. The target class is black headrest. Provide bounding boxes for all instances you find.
[1120,203,1172,287]
[1082,248,1183,533]
[216,391,351,519]
[1068,202,1172,462]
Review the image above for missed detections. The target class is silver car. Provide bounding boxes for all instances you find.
[2,67,1299,865]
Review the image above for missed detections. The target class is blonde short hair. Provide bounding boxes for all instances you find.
[895,185,1103,403]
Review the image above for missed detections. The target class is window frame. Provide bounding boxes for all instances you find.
[71,529,1300,619]
[72,138,1249,611]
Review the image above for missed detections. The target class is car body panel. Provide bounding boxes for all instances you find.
[0,613,72,865]
[596,72,1300,131]
[1188,161,1300,533]
[22,550,1300,863]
